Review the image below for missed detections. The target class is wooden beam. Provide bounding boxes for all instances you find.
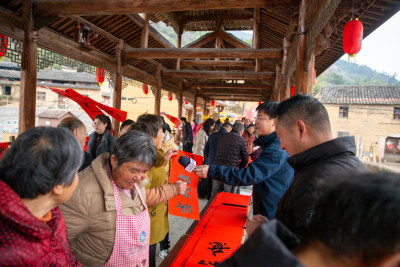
[185,83,271,89]
[295,0,308,94]
[141,13,149,48]
[123,48,282,59]
[112,39,124,138]
[34,0,290,17]
[19,0,37,133]
[163,70,274,80]
[186,31,218,48]
[155,64,162,115]
[181,60,254,67]
[217,31,250,49]
[198,89,265,95]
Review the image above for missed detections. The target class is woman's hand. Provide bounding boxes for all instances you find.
[174,180,188,195]
[164,149,178,162]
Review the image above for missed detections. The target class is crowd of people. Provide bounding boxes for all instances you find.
[1,94,400,267]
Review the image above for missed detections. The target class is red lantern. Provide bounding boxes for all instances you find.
[313,69,316,85]
[258,101,262,106]
[0,35,8,62]
[96,68,105,86]
[196,104,199,109]
[291,86,295,96]
[211,100,215,106]
[184,97,188,105]
[168,92,173,102]
[343,19,363,60]
[142,84,148,95]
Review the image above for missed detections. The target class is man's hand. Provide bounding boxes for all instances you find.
[194,165,209,178]
[245,214,268,237]
[174,180,188,195]
[164,149,178,162]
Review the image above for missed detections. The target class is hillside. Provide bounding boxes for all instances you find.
[314,59,400,94]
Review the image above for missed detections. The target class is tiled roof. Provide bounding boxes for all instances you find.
[318,85,400,105]
[37,110,74,119]
[0,62,97,83]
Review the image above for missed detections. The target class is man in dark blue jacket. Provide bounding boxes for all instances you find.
[204,122,232,165]
[195,102,294,220]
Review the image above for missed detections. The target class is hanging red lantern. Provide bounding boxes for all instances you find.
[291,86,295,96]
[258,101,262,106]
[142,84,149,95]
[211,100,215,106]
[343,19,363,61]
[313,69,316,85]
[0,35,8,62]
[96,68,105,86]
[196,104,199,109]
[184,97,188,105]
[168,92,173,102]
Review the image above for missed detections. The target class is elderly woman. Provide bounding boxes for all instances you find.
[0,127,82,266]
[132,114,186,266]
[61,130,186,266]
[87,114,116,159]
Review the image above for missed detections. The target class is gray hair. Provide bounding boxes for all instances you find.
[58,116,85,132]
[232,122,244,133]
[0,127,83,198]
[111,130,156,168]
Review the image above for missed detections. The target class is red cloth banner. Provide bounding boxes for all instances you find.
[161,112,181,128]
[48,87,127,122]
[0,142,9,159]
[171,192,251,266]
[169,151,203,220]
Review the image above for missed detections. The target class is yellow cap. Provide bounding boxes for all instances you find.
[202,115,208,120]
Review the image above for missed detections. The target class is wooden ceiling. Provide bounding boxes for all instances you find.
[0,0,399,103]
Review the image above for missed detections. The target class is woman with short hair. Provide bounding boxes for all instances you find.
[61,130,185,266]
[0,127,83,266]
[87,114,116,159]
[193,118,215,157]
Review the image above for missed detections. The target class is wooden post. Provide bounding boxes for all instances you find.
[154,64,162,115]
[306,49,315,94]
[112,39,124,137]
[177,80,183,141]
[280,38,290,101]
[141,13,149,48]
[295,0,308,94]
[274,66,281,101]
[203,102,207,117]
[19,0,37,133]
[176,20,183,70]
[193,89,198,122]
[253,8,261,72]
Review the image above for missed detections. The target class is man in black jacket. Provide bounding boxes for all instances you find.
[211,122,248,198]
[180,117,193,153]
[221,172,400,267]
[271,94,367,239]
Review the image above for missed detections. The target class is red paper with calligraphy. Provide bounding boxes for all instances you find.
[169,150,202,220]
[0,142,9,159]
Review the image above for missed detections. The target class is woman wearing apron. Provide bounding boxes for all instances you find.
[61,130,187,266]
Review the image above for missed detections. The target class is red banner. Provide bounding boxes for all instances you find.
[0,142,9,159]
[168,151,203,220]
[48,87,127,122]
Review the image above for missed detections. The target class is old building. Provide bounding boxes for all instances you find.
[319,85,400,162]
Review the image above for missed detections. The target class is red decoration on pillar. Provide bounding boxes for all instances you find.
[142,84,149,95]
[211,100,215,106]
[343,19,363,61]
[258,101,262,106]
[313,69,316,85]
[168,92,173,102]
[291,86,295,96]
[96,68,105,86]
[0,35,8,62]
[184,97,189,105]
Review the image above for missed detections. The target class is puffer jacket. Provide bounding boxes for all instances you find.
[0,180,80,266]
[275,136,367,239]
[214,130,248,169]
[60,153,177,266]
[146,149,175,245]
[193,128,208,156]
[87,129,116,159]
